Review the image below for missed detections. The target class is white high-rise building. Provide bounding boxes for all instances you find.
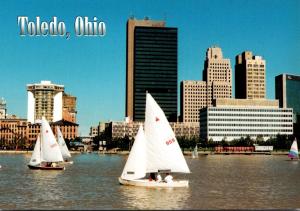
[27,80,64,123]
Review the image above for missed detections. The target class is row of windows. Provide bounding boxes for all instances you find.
[207,133,289,137]
[208,128,293,132]
[208,108,292,112]
[208,123,292,127]
[207,118,293,122]
[209,113,292,117]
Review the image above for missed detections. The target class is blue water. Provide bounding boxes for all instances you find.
[0,153,299,209]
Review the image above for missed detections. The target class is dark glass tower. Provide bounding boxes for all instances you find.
[275,74,300,123]
[133,26,178,121]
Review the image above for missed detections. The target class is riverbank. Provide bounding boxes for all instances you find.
[0,150,289,155]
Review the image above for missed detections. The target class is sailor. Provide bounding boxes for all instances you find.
[149,173,156,181]
[156,173,162,183]
[164,173,173,183]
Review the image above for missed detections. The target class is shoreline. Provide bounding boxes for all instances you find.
[0,150,289,155]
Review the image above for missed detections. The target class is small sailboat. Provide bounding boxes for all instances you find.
[28,117,65,170]
[119,93,190,188]
[192,145,198,158]
[56,126,73,164]
[288,138,299,160]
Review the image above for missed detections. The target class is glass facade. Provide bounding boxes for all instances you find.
[286,78,300,122]
[276,74,300,123]
[133,26,178,121]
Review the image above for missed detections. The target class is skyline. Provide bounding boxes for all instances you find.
[0,0,299,135]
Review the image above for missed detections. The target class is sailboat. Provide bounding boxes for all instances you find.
[119,93,190,188]
[288,138,299,160]
[192,145,198,158]
[56,126,73,164]
[28,117,65,170]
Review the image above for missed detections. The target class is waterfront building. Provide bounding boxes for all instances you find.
[62,93,77,123]
[275,74,300,123]
[235,51,266,99]
[27,80,64,123]
[0,98,7,119]
[0,117,28,149]
[180,81,207,123]
[180,46,232,123]
[126,17,178,122]
[109,121,199,140]
[200,98,293,141]
[203,46,232,104]
[90,126,99,137]
[0,118,78,149]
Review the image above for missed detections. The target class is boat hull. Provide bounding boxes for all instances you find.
[118,177,189,188]
[64,161,74,164]
[28,165,65,170]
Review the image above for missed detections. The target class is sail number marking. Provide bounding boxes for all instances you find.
[166,138,175,146]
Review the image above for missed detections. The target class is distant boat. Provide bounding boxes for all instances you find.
[192,145,198,158]
[119,93,190,188]
[28,117,65,170]
[56,126,73,164]
[288,138,299,160]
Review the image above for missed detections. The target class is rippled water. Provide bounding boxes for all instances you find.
[0,153,300,209]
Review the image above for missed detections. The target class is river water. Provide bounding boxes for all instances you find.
[0,153,299,210]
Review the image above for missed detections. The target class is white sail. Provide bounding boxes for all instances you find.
[29,135,41,166]
[288,139,299,159]
[121,125,147,180]
[144,93,190,173]
[56,126,71,159]
[40,117,64,162]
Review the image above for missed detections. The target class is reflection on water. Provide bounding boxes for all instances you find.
[118,184,191,209]
[0,153,300,209]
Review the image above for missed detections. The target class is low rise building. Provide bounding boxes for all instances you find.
[200,98,293,141]
[109,121,199,140]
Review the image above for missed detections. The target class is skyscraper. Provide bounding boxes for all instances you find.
[27,80,64,123]
[275,74,300,123]
[235,51,266,99]
[203,46,232,105]
[125,17,178,122]
[180,46,232,123]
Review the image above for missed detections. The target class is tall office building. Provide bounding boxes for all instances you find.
[180,81,207,123]
[275,74,300,123]
[235,51,266,99]
[126,17,178,121]
[203,46,232,105]
[180,46,232,123]
[27,80,64,123]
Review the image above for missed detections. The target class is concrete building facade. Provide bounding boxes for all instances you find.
[109,121,199,140]
[27,80,64,123]
[235,51,266,99]
[62,93,77,123]
[180,46,232,123]
[0,98,7,119]
[200,99,293,141]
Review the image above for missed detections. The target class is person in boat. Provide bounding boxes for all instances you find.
[149,173,156,181]
[51,162,57,167]
[156,173,162,183]
[164,173,173,183]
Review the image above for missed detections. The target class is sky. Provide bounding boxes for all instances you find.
[0,0,299,136]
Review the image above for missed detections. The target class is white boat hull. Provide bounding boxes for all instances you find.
[119,177,189,188]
